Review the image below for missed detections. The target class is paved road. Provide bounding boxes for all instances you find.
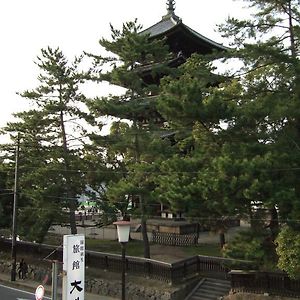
[0,284,51,300]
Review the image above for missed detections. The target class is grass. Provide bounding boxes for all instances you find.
[42,232,222,259]
[86,238,145,256]
[1,229,221,261]
[43,233,146,256]
[182,243,222,257]
[86,240,222,258]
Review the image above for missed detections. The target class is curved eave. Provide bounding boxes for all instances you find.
[140,14,181,37]
[183,24,229,52]
[140,14,228,54]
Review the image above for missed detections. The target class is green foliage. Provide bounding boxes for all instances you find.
[86,20,175,257]
[217,0,300,225]
[276,226,300,279]
[1,47,90,241]
[223,229,277,269]
[87,20,174,210]
[2,0,300,261]
[87,20,172,121]
[158,54,232,128]
[155,0,300,244]
[0,159,12,228]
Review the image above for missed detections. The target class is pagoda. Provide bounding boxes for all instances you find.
[105,1,227,124]
[139,0,227,85]
[136,1,228,221]
[122,0,229,126]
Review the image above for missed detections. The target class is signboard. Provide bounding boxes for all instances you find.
[35,285,45,300]
[63,234,85,300]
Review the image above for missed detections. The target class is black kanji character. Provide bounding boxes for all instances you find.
[73,244,80,253]
[72,260,80,270]
[70,280,83,294]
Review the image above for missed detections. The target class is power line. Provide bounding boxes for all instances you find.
[0,192,14,196]
[0,164,300,174]
[13,207,300,223]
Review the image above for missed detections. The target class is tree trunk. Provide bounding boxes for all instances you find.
[196,223,200,241]
[269,206,279,241]
[249,204,256,230]
[134,123,150,258]
[219,229,226,249]
[140,195,150,258]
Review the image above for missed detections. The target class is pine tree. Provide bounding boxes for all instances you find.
[156,0,300,254]
[217,0,300,225]
[1,47,90,239]
[155,55,235,247]
[87,20,173,258]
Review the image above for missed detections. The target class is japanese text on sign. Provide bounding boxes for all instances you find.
[63,235,85,300]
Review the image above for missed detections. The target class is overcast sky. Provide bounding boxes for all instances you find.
[0,0,248,133]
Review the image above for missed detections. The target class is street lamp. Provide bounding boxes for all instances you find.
[114,221,130,300]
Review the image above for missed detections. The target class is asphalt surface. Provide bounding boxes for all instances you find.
[0,284,51,300]
[0,272,117,300]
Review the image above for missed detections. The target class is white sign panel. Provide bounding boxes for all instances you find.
[35,285,45,300]
[63,234,85,300]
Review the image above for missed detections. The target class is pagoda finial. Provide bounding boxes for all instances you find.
[167,0,175,14]
[162,0,180,22]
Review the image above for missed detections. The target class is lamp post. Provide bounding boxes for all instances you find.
[114,221,130,300]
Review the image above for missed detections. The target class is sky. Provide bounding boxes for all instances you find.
[0,0,248,134]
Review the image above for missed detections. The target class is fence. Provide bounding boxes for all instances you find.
[3,238,300,297]
[152,231,198,246]
[0,238,252,285]
[230,270,300,298]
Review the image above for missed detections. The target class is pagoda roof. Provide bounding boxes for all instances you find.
[140,2,228,56]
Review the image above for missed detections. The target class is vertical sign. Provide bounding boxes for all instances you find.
[63,234,85,300]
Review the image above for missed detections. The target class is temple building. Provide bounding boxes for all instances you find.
[106,1,228,125]
[139,0,227,85]
[143,0,227,55]
[133,1,228,221]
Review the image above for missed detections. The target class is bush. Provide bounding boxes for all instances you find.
[222,228,277,270]
[276,226,300,279]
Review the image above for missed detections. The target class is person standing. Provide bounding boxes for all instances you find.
[18,258,28,279]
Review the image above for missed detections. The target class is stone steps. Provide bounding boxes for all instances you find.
[185,278,231,300]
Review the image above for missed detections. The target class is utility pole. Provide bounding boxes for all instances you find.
[51,260,58,300]
[11,135,20,281]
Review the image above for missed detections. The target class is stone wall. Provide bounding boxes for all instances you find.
[85,277,178,300]
[0,260,52,283]
[0,259,192,300]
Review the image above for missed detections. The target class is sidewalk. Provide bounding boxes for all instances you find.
[0,271,117,300]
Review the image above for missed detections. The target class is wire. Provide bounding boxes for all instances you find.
[13,207,300,223]
[0,192,14,196]
[43,243,63,261]
[0,164,300,174]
